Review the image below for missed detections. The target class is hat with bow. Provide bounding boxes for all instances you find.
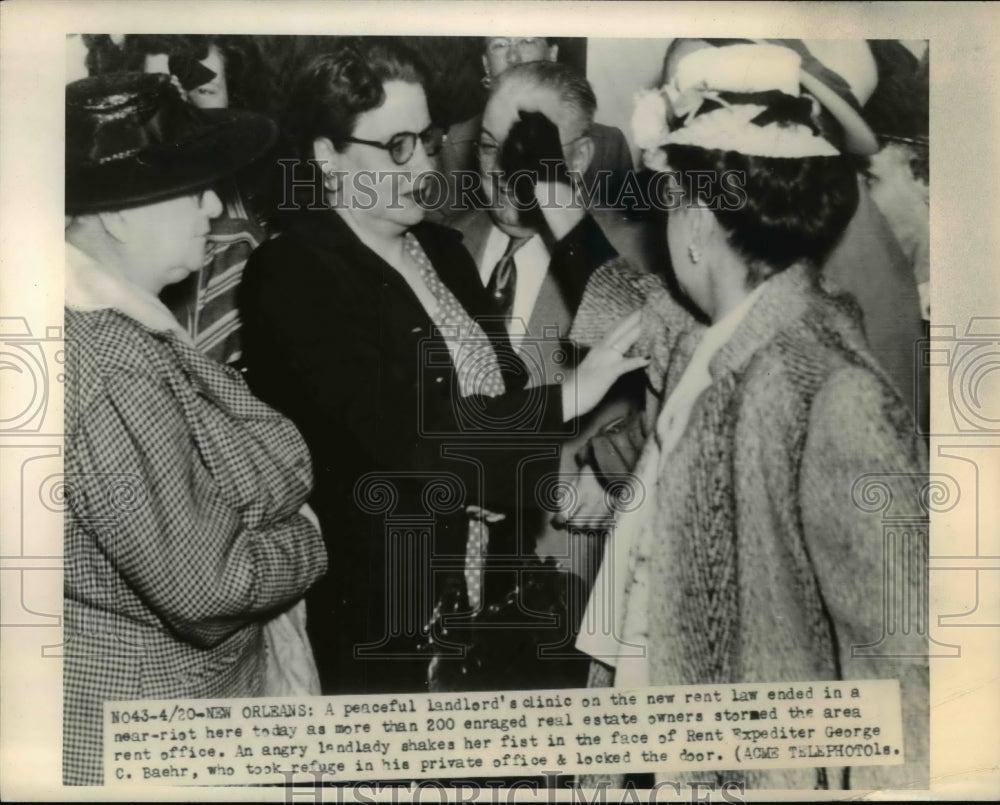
[65,71,276,215]
[632,39,879,168]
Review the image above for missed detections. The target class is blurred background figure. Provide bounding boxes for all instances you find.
[126,34,279,366]
[865,39,930,322]
[63,72,326,785]
[436,36,635,214]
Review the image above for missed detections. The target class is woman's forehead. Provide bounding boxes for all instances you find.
[351,80,429,137]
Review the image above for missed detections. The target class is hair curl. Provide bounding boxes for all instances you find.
[667,144,860,286]
[282,37,427,163]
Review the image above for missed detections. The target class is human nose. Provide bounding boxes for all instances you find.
[408,138,434,174]
[200,189,223,219]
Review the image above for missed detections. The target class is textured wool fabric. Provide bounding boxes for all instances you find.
[572,260,929,791]
[62,303,327,785]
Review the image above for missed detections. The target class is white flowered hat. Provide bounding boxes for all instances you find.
[633,39,879,170]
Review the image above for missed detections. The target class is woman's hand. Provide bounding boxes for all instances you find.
[562,310,649,422]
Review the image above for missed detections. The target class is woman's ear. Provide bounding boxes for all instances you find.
[687,195,718,252]
[312,136,340,174]
[566,135,595,178]
[97,209,128,243]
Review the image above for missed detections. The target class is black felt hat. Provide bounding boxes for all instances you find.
[66,72,276,214]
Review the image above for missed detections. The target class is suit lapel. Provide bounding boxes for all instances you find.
[526,271,572,340]
[466,211,494,268]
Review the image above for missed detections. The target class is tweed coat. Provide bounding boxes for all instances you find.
[572,259,930,791]
[63,248,327,785]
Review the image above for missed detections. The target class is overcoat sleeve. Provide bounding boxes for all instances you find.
[68,370,328,650]
[799,365,930,789]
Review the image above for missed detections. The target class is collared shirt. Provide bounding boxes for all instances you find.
[478,223,550,347]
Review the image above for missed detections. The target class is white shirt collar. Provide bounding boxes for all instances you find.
[480,223,551,343]
[65,241,193,345]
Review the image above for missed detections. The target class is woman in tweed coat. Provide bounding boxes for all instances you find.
[62,73,328,785]
[570,42,929,791]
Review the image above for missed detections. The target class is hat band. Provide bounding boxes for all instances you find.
[96,145,143,165]
[663,103,839,158]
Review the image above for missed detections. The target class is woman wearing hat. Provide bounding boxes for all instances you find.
[63,72,328,785]
[569,42,929,790]
[666,39,926,417]
[238,38,645,696]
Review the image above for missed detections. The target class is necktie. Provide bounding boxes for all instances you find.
[485,235,529,320]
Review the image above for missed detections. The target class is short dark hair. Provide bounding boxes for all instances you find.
[283,37,426,163]
[667,144,860,286]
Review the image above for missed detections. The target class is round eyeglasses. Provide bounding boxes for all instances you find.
[344,125,444,166]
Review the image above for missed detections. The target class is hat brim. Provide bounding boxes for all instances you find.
[66,108,277,215]
[798,69,879,156]
[667,38,881,158]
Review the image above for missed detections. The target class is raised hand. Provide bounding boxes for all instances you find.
[562,310,649,422]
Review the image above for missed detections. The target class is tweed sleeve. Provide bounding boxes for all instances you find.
[69,370,328,649]
[799,365,929,789]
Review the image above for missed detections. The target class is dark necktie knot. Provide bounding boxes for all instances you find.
[486,235,530,320]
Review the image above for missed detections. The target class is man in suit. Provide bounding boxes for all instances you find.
[436,37,635,218]
[446,60,654,587]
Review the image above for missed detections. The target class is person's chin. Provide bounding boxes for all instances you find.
[487,190,539,237]
[162,265,197,289]
[488,207,537,239]
[392,198,426,227]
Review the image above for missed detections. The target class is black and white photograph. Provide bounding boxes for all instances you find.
[1,1,998,802]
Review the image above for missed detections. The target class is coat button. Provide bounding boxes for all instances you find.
[434,376,444,384]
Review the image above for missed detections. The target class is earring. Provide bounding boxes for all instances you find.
[323,169,341,194]
[688,244,701,264]
[481,73,492,90]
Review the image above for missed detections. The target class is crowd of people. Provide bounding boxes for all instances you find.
[63,34,929,791]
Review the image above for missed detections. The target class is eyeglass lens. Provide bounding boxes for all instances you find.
[389,128,443,164]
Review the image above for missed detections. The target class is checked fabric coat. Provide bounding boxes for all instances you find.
[63,248,327,785]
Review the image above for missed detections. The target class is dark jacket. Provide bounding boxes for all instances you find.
[239,209,597,693]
